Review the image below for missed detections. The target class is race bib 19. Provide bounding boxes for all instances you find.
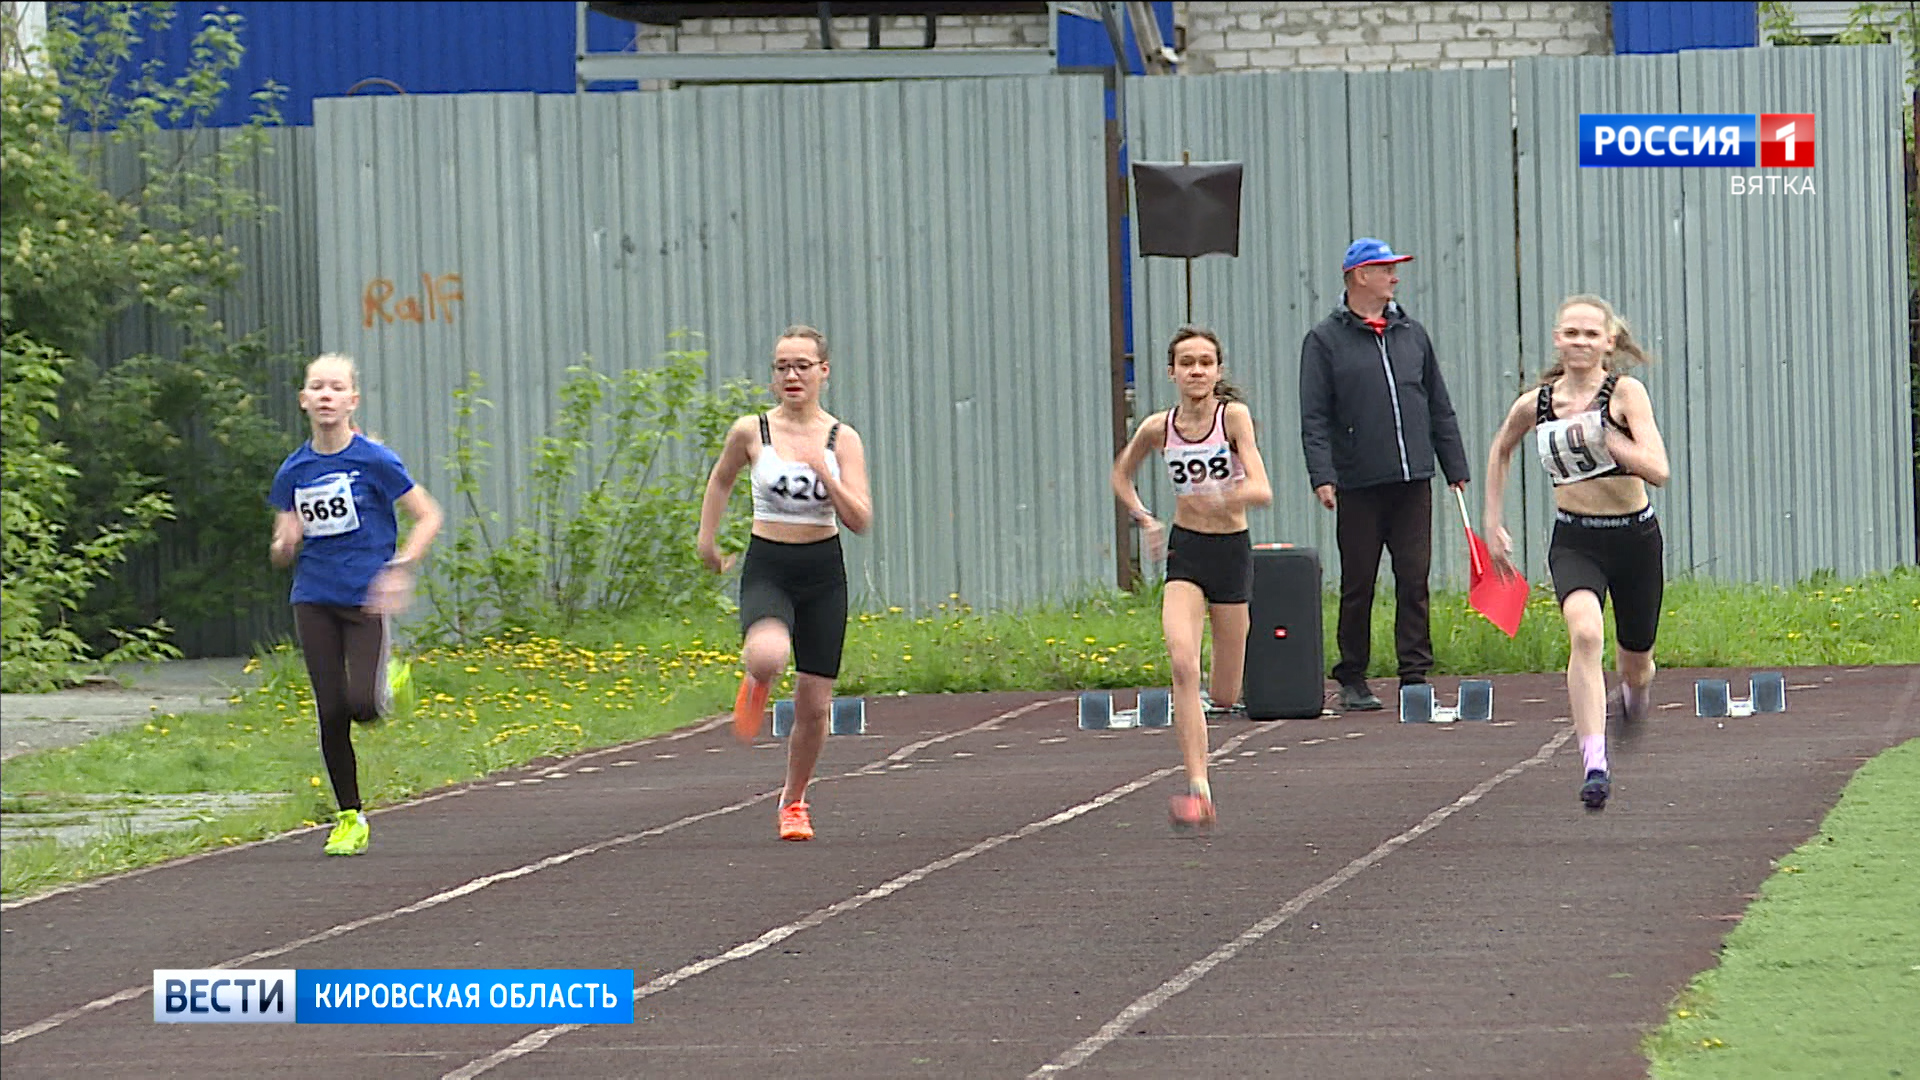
[293,473,362,538]
[1536,411,1615,485]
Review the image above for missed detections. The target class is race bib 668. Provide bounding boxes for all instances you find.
[293,473,362,538]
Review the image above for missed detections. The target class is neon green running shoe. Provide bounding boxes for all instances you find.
[324,809,370,856]
[385,657,415,719]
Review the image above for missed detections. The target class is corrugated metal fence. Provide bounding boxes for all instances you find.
[1129,46,1912,590]
[89,125,318,655]
[313,77,1116,615]
[96,124,320,428]
[1127,66,1522,590]
[1515,46,1911,583]
[100,47,1912,651]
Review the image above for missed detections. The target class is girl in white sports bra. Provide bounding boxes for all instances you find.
[1110,326,1274,833]
[1482,295,1671,813]
[696,326,873,842]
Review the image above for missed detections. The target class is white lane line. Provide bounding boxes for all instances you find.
[1026,728,1573,1078]
[0,699,1066,1046]
[440,722,1288,1080]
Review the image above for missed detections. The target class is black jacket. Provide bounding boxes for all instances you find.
[1298,300,1471,492]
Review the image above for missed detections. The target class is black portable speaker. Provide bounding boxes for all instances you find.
[1243,545,1325,720]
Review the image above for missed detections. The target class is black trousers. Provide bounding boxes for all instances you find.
[1330,480,1434,686]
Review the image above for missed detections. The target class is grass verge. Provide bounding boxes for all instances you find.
[2,568,1916,900]
[1643,737,1920,1079]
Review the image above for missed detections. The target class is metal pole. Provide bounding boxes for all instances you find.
[1182,148,1192,324]
[1102,2,1136,587]
[1106,80,1135,589]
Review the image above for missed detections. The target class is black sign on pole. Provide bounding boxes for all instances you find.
[1132,160,1243,324]
[1130,161,1244,259]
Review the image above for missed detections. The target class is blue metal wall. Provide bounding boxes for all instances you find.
[1056,2,1175,74]
[1613,1,1758,54]
[62,1,636,127]
[89,2,1176,128]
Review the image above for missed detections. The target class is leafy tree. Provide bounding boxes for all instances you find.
[1,2,288,687]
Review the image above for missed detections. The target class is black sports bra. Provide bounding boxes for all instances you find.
[1537,373,1634,481]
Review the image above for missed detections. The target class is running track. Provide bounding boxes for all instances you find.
[4,666,1915,1079]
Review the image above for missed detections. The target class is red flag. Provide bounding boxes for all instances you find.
[1457,490,1527,638]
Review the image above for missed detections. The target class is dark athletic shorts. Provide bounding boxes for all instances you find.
[1165,526,1253,605]
[1547,504,1664,653]
[738,533,848,679]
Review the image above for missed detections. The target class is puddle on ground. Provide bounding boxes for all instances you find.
[0,791,288,849]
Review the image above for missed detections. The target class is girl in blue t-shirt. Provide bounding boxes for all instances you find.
[269,353,443,856]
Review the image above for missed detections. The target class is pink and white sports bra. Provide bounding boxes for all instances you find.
[750,413,841,526]
[1162,403,1245,496]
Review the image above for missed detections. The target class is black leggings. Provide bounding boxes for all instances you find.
[294,603,391,811]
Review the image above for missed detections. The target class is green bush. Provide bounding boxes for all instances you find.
[422,338,764,643]
[1,332,177,691]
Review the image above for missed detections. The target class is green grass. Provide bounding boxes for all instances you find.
[2,568,1916,900]
[1643,737,1920,1079]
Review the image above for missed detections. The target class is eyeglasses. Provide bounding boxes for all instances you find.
[773,360,821,375]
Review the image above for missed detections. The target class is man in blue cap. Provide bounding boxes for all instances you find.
[1299,238,1471,711]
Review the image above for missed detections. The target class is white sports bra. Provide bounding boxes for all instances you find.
[750,413,841,526]
[1163,402,1245,496]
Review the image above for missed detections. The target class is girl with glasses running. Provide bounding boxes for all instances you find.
[696,326,873,841]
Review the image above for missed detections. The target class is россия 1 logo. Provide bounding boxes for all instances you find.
[1580,113,1816,194]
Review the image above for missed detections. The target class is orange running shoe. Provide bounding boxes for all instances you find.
[732,675,770,743]
[1168,787,1216,833]
[778,801,814,841]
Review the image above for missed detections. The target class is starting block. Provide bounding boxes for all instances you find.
[1399,680,1495,724]
[771,697,867,737]
[1694,673,1785,718]
[1077,688,1172,730]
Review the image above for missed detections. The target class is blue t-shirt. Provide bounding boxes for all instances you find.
[268,435,416,607]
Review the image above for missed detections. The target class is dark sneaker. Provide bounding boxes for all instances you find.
[1580,769,1611,812]
[1337,683,1383,711]
[1608,686,1650,743]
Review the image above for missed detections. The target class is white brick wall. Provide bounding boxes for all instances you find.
[1183,1,1611,73]
[635,11,1050,55]
[610,2,1608,77]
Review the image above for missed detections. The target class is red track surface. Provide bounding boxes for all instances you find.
[4,666,1914,1079]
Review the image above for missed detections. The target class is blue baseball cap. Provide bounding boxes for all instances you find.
[1342,238,1414,272]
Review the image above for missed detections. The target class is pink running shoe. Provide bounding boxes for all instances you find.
[1168,788,1216,833]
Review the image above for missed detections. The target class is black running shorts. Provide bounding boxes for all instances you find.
[1547,505,1664,653]
[737,534,849,679]
[1165,526,1253,605]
